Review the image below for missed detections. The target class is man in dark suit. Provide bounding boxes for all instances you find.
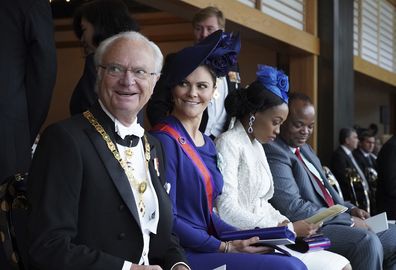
[353,129,378,213]
[264,93,396,270]
[353,129,377,171]
[146,6,240,139]
[376,135,396,220]
[0,1,56,268]
[0,0,56,184]
[28,32,189,270]
[330,127,372,213]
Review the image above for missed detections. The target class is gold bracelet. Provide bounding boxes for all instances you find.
[224,241,230,253]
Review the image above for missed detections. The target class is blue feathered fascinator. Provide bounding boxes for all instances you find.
[256,64,289,103]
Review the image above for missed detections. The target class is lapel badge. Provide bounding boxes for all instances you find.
[164,182,171,194]
[178,136,186,145]
[228,71,241,83]
[154,157,160,177]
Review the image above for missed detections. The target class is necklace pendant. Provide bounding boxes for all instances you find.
[139,182,147,193]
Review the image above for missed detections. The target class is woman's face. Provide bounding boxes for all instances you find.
[80,18,96,55]
[172,66,215,121]
[251,103,289,144]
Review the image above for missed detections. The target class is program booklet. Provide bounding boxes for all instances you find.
[305,204,348,224]
[219,225,296,245]
[365,212,389,233]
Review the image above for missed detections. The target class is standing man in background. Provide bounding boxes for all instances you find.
[0,0,56,183]
[0,0,57,268]
[146,6,241,139]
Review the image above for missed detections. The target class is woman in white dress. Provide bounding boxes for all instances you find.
[215,65,351,270]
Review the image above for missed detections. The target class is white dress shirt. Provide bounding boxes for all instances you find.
[205,76,228,138]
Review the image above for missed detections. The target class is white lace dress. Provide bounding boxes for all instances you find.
[215,121,349,270]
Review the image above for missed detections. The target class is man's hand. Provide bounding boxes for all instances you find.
[351,207,370,219]
[352,216,370,229]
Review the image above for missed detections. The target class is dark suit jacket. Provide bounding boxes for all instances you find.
[264,138,354,226]
[146,53,240,134]
[376,135,396,219]
[0,0,56,183]
[69,53,97,115]
[353,148,377,172]
[330,146,361,201]
[28,103,187,270]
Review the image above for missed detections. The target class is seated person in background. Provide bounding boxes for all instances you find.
[330,127,371,213]
[215,65,351,270]
[28,31,189,270]
[353,128,378,213]
[376,134,396,220]
[353,128,377,171]
[150,30,307,270]
[147,6,240,139]
[264,93,396,270]
[70,0,141,119]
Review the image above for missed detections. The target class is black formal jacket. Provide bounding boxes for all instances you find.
[146,53,240,134]
[69,53,97,115]
[353,148,377,172]
[28,103,187,270]
[330,146,361,201]
[376,135,396,219]
[0,0,56,183]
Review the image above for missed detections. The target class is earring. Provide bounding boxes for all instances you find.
[248,114,255,134]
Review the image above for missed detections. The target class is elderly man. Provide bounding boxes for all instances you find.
[146,6,240,139]
[28,32,189,270]
[264,93,396,270]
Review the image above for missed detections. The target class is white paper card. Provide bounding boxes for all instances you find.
[213,265,226,270]
[365,212,389,233]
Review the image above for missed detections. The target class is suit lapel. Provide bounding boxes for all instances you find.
[144,134,172,223]
[85,104,141,227]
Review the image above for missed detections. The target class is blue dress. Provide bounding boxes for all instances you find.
[151,116,307,270]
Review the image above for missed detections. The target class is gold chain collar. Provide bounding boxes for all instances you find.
[83,110,151,197]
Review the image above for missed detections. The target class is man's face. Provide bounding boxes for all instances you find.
[97,38,159,124]
[193,15,222,42]
[345,131,359,150]
[359,136,376,153]
[280,100,315,148]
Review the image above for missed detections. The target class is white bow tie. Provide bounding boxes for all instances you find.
[115,119,144,139]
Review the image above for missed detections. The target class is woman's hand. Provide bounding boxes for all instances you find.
[224,237,274,254]
[277,220,290,227]
[292,220,320,237]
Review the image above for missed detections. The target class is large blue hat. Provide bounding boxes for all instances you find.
[165,30,240,87]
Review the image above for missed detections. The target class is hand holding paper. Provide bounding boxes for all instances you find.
[304,204,348,225]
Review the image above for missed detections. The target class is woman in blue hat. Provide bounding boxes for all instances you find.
[215,65,351,270]
[150,30,307,270]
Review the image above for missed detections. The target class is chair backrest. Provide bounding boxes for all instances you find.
[0,173,29,270]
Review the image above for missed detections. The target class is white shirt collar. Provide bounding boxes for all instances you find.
[99,100,144,139]
[340,145,352,156]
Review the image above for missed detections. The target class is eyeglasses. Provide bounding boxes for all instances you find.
[99,64,158,80]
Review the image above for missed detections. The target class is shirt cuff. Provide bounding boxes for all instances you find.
[171,262,191,270]
[122,261,132,270]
